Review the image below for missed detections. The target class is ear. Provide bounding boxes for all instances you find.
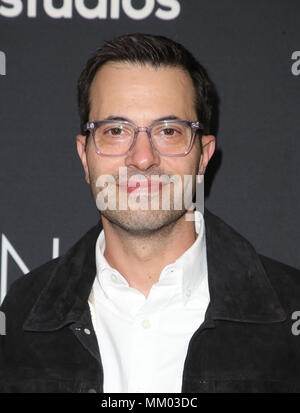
[198,135,215,175]
[76,134,90,184]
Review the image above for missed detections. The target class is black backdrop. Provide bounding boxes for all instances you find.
[0,0,299,303]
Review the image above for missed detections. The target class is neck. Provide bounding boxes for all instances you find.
[101,212,197,297]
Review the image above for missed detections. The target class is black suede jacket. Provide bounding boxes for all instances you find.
[0,208,300,393]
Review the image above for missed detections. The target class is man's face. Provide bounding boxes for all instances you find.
[77,62,215,234]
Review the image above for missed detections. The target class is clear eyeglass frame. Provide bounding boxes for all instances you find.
[84,118,204,157]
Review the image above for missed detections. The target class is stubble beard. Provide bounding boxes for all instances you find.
[86,125,202,236]
[90,179,195,236]
[101,204,188,236]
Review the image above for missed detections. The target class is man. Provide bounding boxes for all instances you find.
[0,33,300,393]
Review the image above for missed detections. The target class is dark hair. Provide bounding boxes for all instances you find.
[77,33,214,137]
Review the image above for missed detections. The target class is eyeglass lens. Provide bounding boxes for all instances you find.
[93,121,193,155]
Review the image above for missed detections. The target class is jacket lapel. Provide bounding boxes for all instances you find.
[23,221,101,331]
[204,208,286,323]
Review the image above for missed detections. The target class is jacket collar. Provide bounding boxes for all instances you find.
[23,208,286,332]
[204,209,286,323]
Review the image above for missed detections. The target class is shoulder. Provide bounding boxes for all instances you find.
[204,207,300,311]
[0,221,102,314]
[259,254,300,311]
[259,254,300,279]
[0,258,60,316]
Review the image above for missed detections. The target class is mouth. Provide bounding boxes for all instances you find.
[117,179,169,194]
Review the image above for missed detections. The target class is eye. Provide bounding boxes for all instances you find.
[107,127,124,136]
[160,128,182,138]
[101,126,125,136]
[101,123,134,137]
[162,128,177,136]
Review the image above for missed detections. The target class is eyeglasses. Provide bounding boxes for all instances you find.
[84,119,203,157]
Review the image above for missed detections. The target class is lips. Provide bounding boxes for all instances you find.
[117,179,167,194]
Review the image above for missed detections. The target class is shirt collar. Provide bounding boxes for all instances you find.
[94,210,207,305]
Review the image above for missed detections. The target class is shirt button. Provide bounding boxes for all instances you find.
[88,388,97,393]
[111,273,118,282]
[185,288,192,297]
[141,319,151,329]
[84,328,91,335]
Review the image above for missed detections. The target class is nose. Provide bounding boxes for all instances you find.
[124,129,160,171]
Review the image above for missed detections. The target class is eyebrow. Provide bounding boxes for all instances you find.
[102,115,181,123]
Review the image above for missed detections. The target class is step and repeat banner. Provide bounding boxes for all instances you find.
[0,0,299,302]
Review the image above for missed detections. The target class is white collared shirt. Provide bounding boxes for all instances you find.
[88,210,210,393]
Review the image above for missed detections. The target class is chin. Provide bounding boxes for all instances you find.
[101,208,187,235]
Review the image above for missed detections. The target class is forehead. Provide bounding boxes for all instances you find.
[89,62,196,120]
